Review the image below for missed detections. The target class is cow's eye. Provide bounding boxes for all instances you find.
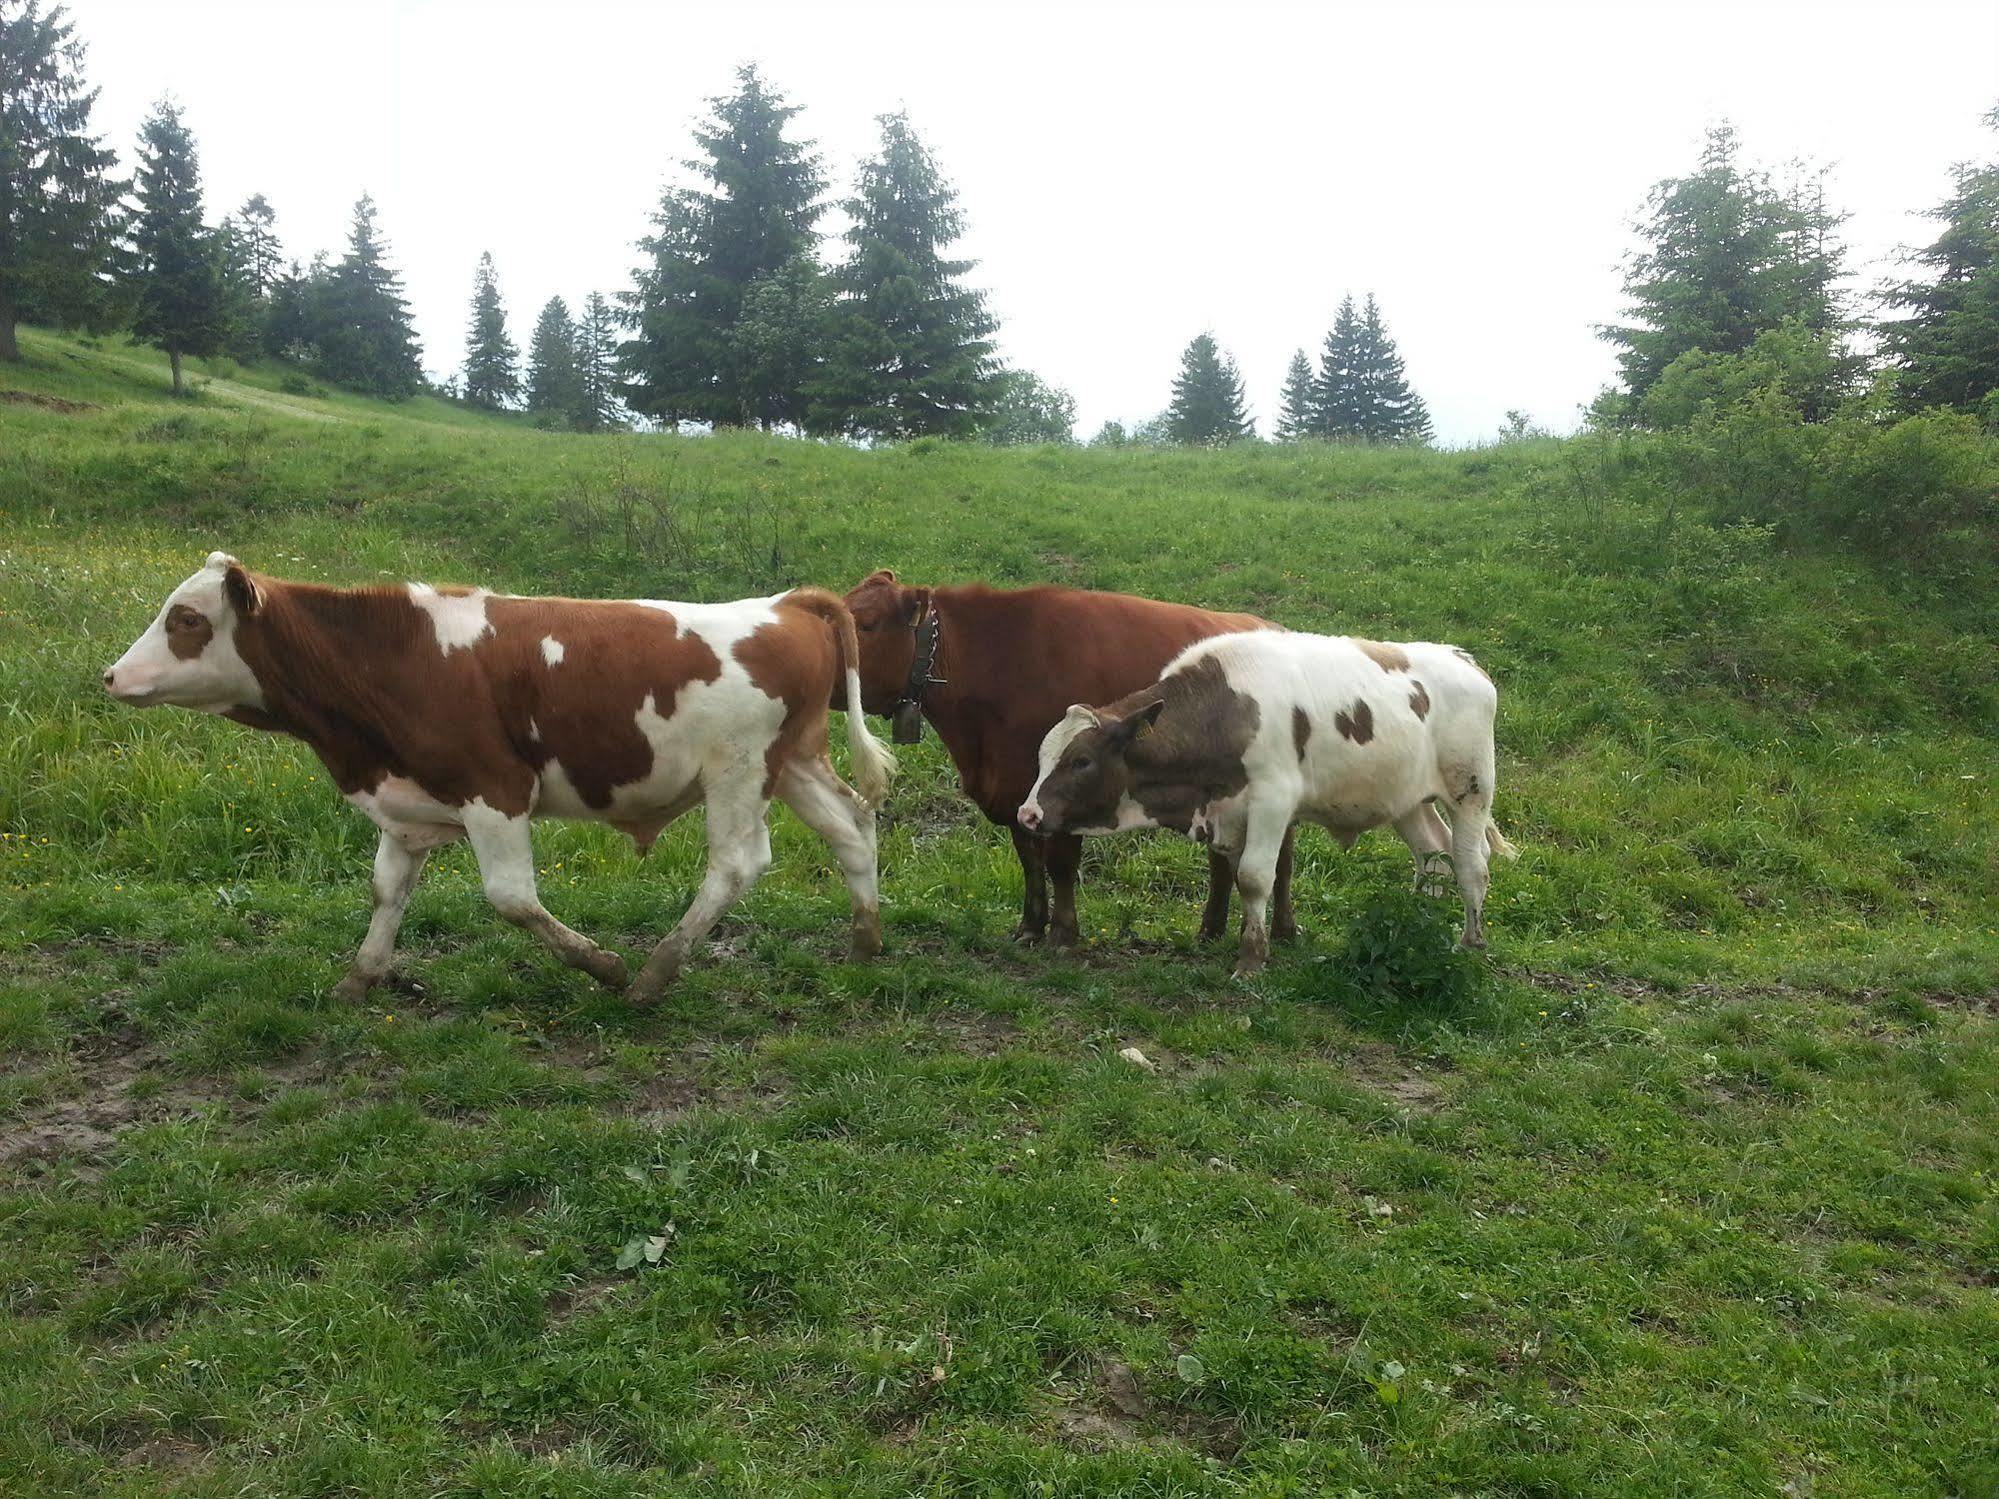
[1071,755,1092,773]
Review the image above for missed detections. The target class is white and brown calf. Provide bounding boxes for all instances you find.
[1019,630,1515,977]
[104,553,896,1005]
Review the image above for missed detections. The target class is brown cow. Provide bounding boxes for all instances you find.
[842,570,1295,947]
[104,553,895,1005]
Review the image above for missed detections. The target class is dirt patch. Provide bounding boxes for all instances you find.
[0,388,97,414]
[1344,1040,1447,1114]
[114,1435,208,1474]
[545,1274,624,1325]
[0,1027,326,1176]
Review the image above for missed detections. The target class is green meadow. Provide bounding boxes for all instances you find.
[2,328,1996,1496]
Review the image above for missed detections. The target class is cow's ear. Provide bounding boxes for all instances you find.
[905,585,932,625]
[865,567,898,585]
[1113,697,1165,743]
[223,564,262,617]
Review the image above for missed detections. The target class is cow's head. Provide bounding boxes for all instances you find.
[1018,698,1164,834]
[103,552,267,713]
[842,568,933,717]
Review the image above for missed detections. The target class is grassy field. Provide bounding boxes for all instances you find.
[3,327,1996,1497]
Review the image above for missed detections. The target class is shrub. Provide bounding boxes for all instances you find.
[1286,875,1491,1016]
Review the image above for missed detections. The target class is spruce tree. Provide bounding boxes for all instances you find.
[574,290,622,431]
[1881,107,1999,415]
[316,193,422,397]
[1602,122,1849,411]
[813,110,998,437]
[1274,349,1314,441]
[526,296,580,426]
[130,99,223,394]
[460,251,518,409]
[1310,297,1364,438]
[212,215,264,360]
[1,0,126,361]
[232,193,280,295]
[622,64,824,427]
[1351,295,1432,443]
[1165,332,1253,444]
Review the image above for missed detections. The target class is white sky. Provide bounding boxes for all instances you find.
[63,0,1999,444]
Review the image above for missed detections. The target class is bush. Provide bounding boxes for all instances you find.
[1286,877,1491,1017]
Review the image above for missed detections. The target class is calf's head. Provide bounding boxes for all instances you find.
[1018,698,1164,834]
[103,552,267,713]
[842,568,932,717]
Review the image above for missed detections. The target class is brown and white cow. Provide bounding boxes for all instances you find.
[842,571,1297,948]
[103,553,896,1005]
[1020,630,1517,977]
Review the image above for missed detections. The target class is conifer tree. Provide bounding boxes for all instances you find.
[460,251,518,409]
[622,64,824,427]
[526,296,580,425]
[1350,295,1432,443]
[1274,349,1314,441]
[574,290,623,432]
[1165,332,1253,444]
[1310,297,1363,438]
[1602,123,1849,410]
[730,255,829,430]
[1,0,126,361]
[130,99,223,394]
[316,193,422,397]
[1881,106,1999,415]
[232,193,280,295]
[211,215,264,360]
[813,110,998,437]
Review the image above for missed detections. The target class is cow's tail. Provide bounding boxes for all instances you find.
[785,588,897,809]
[1485,823,1519,861]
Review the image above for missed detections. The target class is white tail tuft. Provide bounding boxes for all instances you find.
[844,667,896,808]
[1486,823,1519,861]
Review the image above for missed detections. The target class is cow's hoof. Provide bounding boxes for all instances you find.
[1043,925,1079,951]
[1273,920,1301,945]
[331,973,375,1005]
[1196,921,1226,944]
[584,951,631,991]
[1456,934,1488,952]
[1231,960,1267,981]
[1009,922,1046,945]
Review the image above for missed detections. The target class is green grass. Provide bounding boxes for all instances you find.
[2,327,1996,1496]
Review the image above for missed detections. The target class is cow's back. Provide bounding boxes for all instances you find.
[940,585,1267,816]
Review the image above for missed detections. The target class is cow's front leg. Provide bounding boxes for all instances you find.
[333,831,433,1002]
[1198,848,1233,942]
[628,782,772,1006]
[463,805,629,991]
[1044,834,1083,948]
[1009,825,1049,942]
[1231,803,1292,979]
[1271,825,1300,943]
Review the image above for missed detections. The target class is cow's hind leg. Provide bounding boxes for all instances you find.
[628,777,772,1005]
[333,831,434,1002]
[1045,834,1083,948]
[463,805,629,991]
[776,755,882,961]
[1448,780,1496,950]
[1010,826,1049,942]
[1394,803,1453,895]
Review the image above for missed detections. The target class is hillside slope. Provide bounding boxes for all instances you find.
[2,329,1996,1495]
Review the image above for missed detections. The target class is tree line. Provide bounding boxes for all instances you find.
[4,1,1997,445]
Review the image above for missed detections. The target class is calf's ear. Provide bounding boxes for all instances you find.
[1111,697,1165,743]
[223,563,262,617]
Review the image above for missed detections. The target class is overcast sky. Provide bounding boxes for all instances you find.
[62,0,1999,444]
